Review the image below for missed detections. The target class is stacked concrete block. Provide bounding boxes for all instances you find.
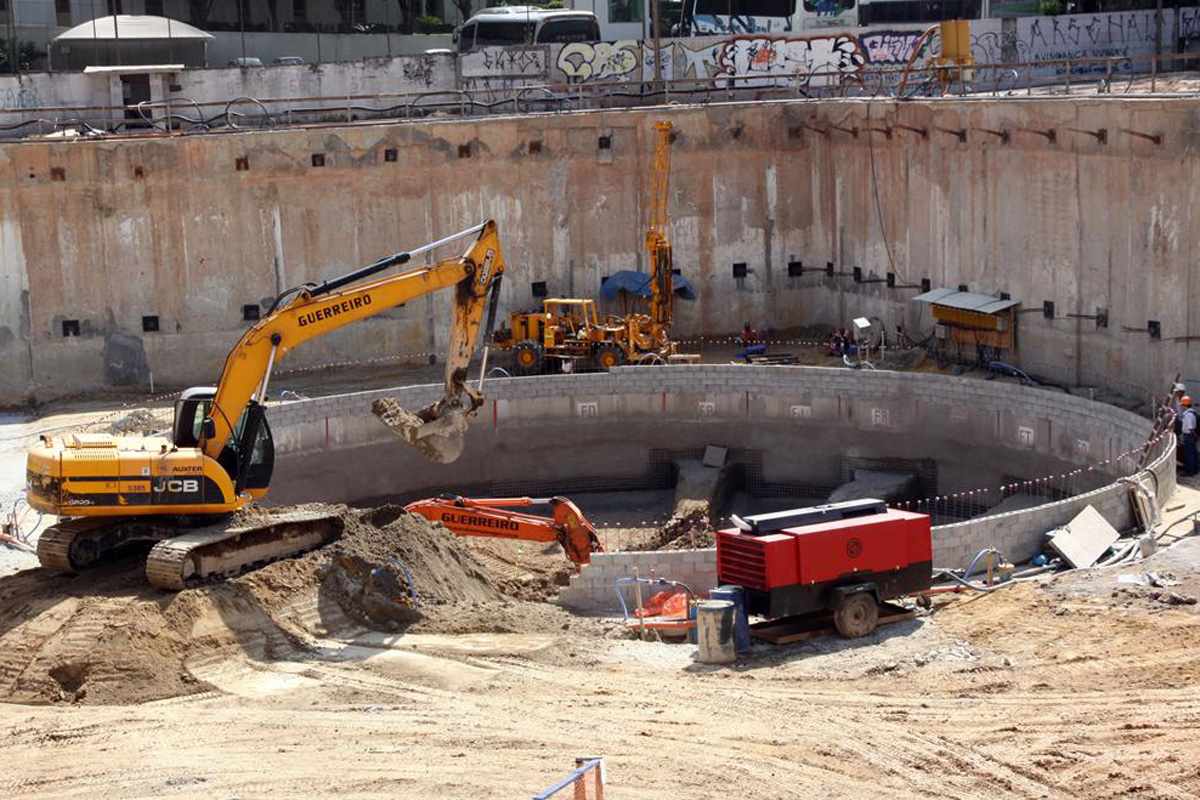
[265,364,1171,572]
[557,549,718,614]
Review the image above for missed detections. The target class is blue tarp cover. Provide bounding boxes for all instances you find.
[600,270,697,301]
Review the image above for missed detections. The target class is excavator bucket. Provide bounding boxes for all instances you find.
[371,396,469,464]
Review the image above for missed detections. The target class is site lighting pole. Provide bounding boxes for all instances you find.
[5,0,15,76]
[650,0,663,89]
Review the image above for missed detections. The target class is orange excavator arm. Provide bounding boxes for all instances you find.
[404,495,602,567]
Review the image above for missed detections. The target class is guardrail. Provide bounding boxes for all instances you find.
[1,50,1198,141]
[532,757,605,800]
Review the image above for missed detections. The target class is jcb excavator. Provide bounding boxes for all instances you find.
[404,495,602,567]
[26,221,506,590]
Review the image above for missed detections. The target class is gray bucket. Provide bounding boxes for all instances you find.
[696,600,736,664]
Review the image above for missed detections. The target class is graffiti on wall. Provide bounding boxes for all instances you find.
[461,46,548,79]
[859,29,938,66]
[553,30,944,87]
[1,87,40,111]
[1016,11,1166,74]
[666,35,866,87]
[1180,6,1200,42]
[557,41,641,82]
[400,56,438,88]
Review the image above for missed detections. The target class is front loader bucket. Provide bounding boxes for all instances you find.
[371,397,469,464]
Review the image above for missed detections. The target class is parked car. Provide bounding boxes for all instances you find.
[273,56,305,65]
[228,57,263,67]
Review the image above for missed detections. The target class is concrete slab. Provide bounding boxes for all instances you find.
[1048,504,1120,569]
[702,445,728,468]
[827,470,918,504]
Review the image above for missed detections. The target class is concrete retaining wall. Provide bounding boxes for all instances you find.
[5,93,1200,405]
[262,365,1172,609]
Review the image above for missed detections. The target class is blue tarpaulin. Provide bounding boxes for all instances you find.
[600,270,697,301]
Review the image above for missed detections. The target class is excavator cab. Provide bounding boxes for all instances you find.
[173,386,275,495]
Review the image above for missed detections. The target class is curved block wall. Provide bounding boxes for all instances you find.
[267,364,1173,570]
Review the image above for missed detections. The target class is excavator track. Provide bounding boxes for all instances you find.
[145,509,345,590]
[37,517,155,573]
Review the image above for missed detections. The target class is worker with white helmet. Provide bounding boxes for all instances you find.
[1181,395,1198,476]
[1172,382,1187,420]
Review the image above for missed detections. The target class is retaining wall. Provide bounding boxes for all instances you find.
[5,93,1200,404]
[263,364,1172,611]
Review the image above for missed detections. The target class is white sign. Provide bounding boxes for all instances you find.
[790,404,813,418]
[1018,426,1035,446]
[576,402,598,417]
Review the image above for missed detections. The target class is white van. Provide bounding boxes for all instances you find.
[455,7,601,53]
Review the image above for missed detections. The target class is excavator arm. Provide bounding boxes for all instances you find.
[404,495,602,567]
[200,221,504,468]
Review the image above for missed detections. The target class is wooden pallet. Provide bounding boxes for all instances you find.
[750,602,915,645]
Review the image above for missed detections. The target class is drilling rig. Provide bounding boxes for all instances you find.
[494,121,680,374]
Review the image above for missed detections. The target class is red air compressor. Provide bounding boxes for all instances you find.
[716,499,932,638]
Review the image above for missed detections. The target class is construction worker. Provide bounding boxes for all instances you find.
[1181,396,1198,476]
[740,321,758,345]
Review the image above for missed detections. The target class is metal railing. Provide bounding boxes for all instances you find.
[532,757,605,800]
[2,51,1199,141]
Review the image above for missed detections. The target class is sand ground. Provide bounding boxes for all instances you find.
[4,357,1200,798]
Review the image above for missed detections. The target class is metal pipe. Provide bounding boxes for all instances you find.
[308,221,487,298]
[258,344,278,403]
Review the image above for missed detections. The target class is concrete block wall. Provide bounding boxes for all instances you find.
[263,364,1173,588]
[557,549,719,613]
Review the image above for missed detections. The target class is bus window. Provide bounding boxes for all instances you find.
[474,20,536,47]
[457,23,475,53]
[686,0,797,33]
[536,18,601,43]
[857,0,980,24]
[801,0,855,19]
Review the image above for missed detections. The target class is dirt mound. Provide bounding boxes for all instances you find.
[634,507,714,551]
[319,505,502,630]
[0,504,572,706]
[107,408,166,435]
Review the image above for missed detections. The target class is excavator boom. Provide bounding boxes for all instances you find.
[204,220,504,463]
[404,495,602,567]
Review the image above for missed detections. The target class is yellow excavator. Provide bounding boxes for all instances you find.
[25,220,506,590]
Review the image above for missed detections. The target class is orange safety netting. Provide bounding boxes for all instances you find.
[634,590,688,619]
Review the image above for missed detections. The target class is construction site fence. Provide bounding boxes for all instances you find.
[2,51,1199,141]
[532,757,605,800]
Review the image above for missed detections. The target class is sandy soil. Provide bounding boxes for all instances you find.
[5,358,1200,797]
[2,516,1200,797]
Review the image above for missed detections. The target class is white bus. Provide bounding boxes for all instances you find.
[455,7,602,52]
[673,0,980,35]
